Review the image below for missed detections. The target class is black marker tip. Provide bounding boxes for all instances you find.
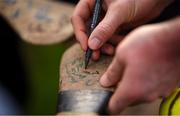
[85,48,92,69]
[84,57,89,69]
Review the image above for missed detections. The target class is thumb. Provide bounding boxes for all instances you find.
[88,4,126,50]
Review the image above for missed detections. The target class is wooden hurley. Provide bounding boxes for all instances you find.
[57,43,162,115]
[0,0,74,45]
[58,44,113,115]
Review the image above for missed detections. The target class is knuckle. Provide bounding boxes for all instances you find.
[109,1,122,10]
[96,22,114,40]
[110,0,142,23]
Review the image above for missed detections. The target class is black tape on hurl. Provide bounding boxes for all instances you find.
[57,90,112,115]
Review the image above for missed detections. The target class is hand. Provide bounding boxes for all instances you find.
[100,17,180,114]
[71,0,173,60]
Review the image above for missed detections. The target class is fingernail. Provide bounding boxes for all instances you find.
[89,37,101,49]
[100,74,110,87]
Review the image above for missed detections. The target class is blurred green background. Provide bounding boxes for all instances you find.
[0,12,74,114]
[19,40,72,114]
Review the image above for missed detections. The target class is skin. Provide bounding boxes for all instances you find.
[100,17,180,114]
[71,0,180,114]
[71,0,173,60]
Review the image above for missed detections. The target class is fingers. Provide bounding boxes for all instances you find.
[72,0,95,51]
[100,56,124,87]
[108,83,134,114]
[90,34,124,60]
[72,17,88,50]
[100,35,125,55]
[92,34,125,60]
[92,50,100,61]
[102,17,180,115]
[92,43,115,61]
[105,19,180,114]
[73,0,133,52]
[109,35,125,45]
[107,62,164,114]
[108,80,149,114]
[88,0,137,50]
[107,67,151,114]
[88,1,127,50]
[101,43,115,56]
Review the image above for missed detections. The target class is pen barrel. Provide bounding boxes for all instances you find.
[90,0,102,33]
[85,48,93,62]
[85,0,102,68]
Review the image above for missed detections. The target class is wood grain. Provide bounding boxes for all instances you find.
[60,43,113,91]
